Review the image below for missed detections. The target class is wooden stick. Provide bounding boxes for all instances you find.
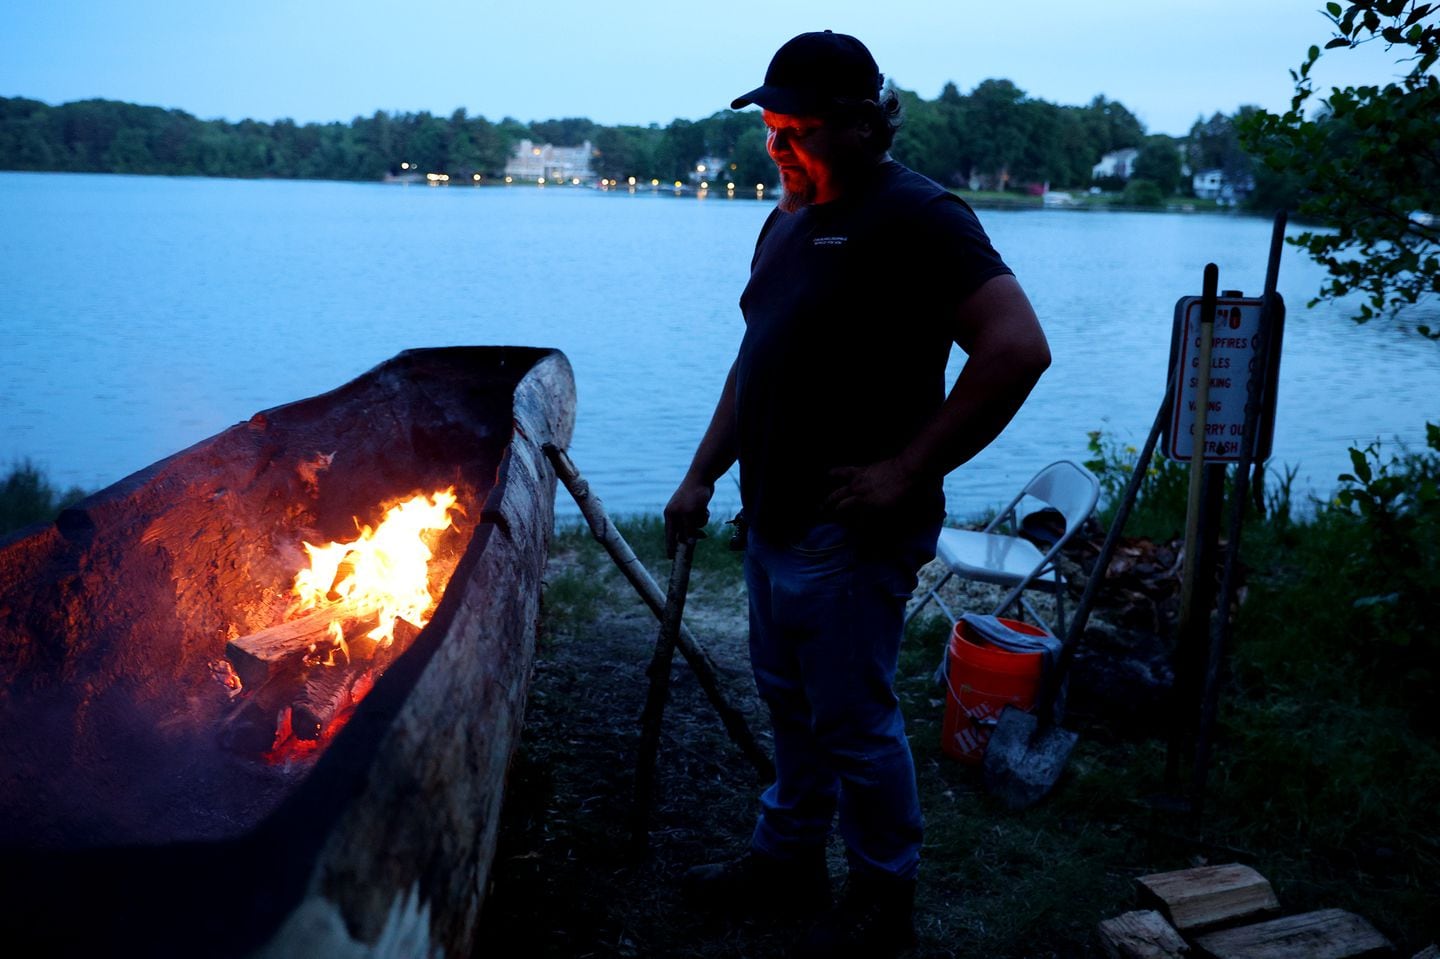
[1192,211,1288,820]
[631,537,694,853]
[225,601,380,688]
[1169,264,1220,788]
[543,443,774,781]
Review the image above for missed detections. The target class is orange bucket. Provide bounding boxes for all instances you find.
[941,617,1048,764]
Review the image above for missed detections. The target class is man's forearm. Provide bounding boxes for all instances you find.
[822,275,1051,518]
[895,274,1051,482]
[895,343,1049,483]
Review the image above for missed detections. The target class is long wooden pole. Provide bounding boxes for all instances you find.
[1036,380,1174,728]
[631,537,694,854]
[542,443,775,781]
[1168,264,1220,786]
[1191,211,1288,819]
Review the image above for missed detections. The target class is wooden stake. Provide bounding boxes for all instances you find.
[1168,263,1220,790]
[543,443,774,781]
[631,537,694,854]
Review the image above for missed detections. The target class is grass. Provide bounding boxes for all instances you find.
[476,442,1439,957]
[952,188,1245,216]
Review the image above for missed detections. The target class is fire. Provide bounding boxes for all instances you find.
[291,488,460,645]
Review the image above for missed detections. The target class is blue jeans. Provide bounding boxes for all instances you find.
[745,521,939,881]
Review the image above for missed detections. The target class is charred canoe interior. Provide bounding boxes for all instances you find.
[0,346,575,957]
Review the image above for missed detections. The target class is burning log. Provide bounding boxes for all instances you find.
[289,628,409,741]
[219,484,460,755]
[224,602,381,688]
[222,611,413,752]
[291,668,356,741]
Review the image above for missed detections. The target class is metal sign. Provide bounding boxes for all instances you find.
[1163,294,1279,462]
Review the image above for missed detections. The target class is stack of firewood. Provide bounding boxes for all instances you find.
[219,603,412,753]
[1097,862,1426,959]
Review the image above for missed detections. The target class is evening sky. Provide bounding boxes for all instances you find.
[1,0,1412,137]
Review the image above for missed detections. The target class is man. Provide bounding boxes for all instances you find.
[663,30,1050,958]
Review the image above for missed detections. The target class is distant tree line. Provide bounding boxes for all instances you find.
[0,87,1291,204]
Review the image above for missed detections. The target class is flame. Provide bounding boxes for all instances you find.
[292,488,460,645]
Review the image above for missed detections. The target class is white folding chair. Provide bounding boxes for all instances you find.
[907,460,1099,649]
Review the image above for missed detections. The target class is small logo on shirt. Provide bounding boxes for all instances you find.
[812,235,848,247]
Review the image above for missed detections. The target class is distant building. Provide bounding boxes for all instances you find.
[1192,168,1254,205]
[505,140,595,182]
[1091,147,1140,181]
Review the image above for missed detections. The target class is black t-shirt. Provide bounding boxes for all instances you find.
[735,159,1013,539]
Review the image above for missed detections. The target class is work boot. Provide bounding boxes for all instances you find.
[793,873,916,959]
[681,848,830,918]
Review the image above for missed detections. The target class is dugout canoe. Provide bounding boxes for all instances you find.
[0,346,576,958]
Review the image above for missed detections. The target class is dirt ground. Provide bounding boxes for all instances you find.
[472,525,1135,958]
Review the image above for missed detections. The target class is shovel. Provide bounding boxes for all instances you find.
[983,376,1174,809]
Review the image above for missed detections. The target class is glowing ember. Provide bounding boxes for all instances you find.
[292,488,460,645]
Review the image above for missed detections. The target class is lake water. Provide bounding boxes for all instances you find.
[2,171,1436,523]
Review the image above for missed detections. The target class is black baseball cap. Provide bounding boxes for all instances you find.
[730,30,882,114]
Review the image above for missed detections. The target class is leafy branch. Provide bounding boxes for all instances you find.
[1241,2,1439,336]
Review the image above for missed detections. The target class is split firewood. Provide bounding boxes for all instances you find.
[291,667,356,741]
[1191,908,1392,959]
[220,613,411,754]
[289,629,409,740]
[1098,910,1189,958]
[225,601,381,689]
[1136,863,1280,932]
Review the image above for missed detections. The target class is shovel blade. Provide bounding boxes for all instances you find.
[982,705,1079,810]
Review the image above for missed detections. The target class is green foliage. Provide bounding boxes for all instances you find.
[1239,1,1440,331]
[0,96,521,180]
[1122,178,1165,208]
[1083,430,1192,539]
[528,117,596,147]
[891,83,1143,191]
[2,85,1269,209]
[0,461,86,535]
[591,124,656,180]
[1085,420,1439,703]
[3,82,1166,198]
[1327,432,1440,673]
[1132,137,1183,195]
[1188,109,1258,182]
